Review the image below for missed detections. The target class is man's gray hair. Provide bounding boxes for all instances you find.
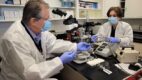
[22,0,49,24]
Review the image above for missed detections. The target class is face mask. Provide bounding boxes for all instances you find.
[108,17,118,25]
[42,20,52,32]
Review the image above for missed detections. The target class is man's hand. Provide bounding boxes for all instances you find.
[60,51,76,64]
[77,42,91,51]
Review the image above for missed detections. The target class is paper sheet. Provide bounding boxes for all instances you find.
[115,63,136,75]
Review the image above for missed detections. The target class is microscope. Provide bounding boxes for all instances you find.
[52,8,99,43]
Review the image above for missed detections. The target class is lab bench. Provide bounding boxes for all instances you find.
[133,30,142,43]
[56,55,130,80]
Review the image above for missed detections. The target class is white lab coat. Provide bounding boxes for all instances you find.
[96,21,133,47]
[0,20,77,80]
[41,31,77,59]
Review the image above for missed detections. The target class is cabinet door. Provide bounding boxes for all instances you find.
[125,0,142,18]
[102,0,120,18]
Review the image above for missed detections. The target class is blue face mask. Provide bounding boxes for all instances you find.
[42,20,52,32]
[108,17,118,25]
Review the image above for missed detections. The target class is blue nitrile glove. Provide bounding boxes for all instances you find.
[91,35,97,42]
[60,51,76,64]
[107,37,120,43]
[77,42,91,51]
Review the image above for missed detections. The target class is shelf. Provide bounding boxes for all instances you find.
[79,8,101,10]
[77,18,86,19]
[0,4,24,7]
[0,4,75,9]
[78,18,98,20]
[0,4,76,10]
[0,18,65,22]
[80,0,100,3]
[50,18,64,20]
[0,20,15,22]
[122,17,142,19]
[77,17,107,20]
[51,7,75,9]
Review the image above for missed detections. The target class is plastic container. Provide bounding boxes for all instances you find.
[61,0,74,7]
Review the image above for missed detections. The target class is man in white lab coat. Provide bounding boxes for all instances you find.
[0,0,91,80]
[91,7,133,47]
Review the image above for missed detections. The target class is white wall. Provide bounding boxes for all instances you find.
[102,0,120,18]
[125,0,142,18]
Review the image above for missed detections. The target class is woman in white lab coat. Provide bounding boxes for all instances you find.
[0,0,91,80]
[91,7,133,47]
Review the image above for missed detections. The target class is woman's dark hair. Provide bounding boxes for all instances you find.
[107,7,123,18]
[22,0,49,24]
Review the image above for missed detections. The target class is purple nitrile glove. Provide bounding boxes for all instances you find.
[107,37,120,43]
[77,42,91,51]
[60,51,76,64]
[91,35,98,42]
